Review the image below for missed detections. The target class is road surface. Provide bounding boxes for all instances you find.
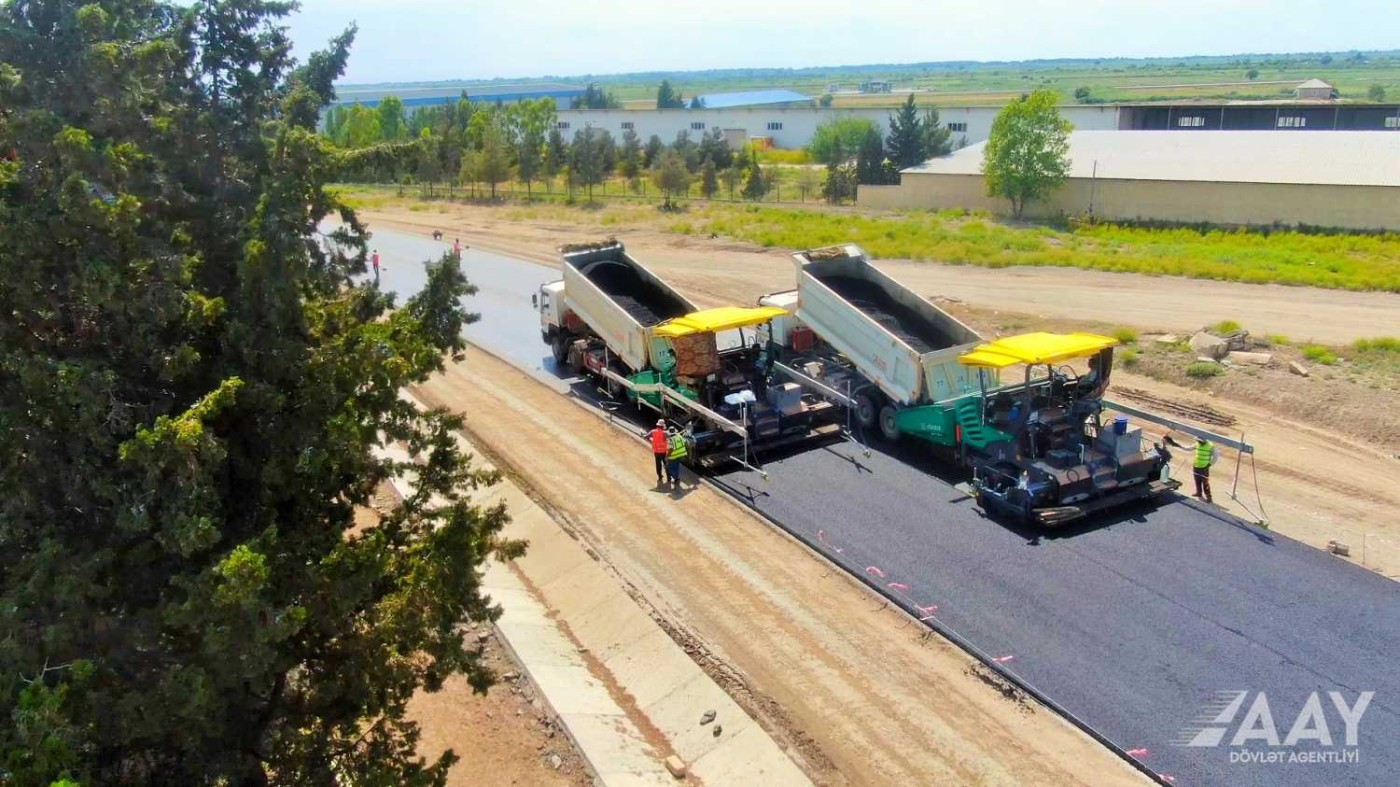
[367,225,1400,787]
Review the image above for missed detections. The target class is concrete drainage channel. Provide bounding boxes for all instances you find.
[551,366,1174,787]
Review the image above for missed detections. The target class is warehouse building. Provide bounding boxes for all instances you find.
[332,82,585,111]
[694,89,815,108]
[858,130,1400,231]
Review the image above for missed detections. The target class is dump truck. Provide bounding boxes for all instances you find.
[537,240,842,470]
[761,244,1178,526]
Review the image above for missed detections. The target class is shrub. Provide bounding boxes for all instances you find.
[1353,337,1400,354]
[1121,348,1141,367]
[1266,334,1291,346]
[1302,345,1339,365]
[1213,319,1243,334]
[1186,361,1224,378]
[1111,327,1139,344]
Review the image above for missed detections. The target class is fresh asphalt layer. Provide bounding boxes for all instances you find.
[365,225,1399,787]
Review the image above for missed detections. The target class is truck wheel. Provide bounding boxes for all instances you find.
[550,333,569,365]
[879,405,901,442]
[853,391,878,429]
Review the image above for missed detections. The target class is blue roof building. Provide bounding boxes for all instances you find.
[693,89,815,109]
[331,83,586,111]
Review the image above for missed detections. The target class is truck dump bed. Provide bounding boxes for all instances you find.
[793,244,982,405]
[561,241,695,371]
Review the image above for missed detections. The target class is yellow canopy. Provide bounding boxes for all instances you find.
[652,306,789,338]
[958,332,1118,368]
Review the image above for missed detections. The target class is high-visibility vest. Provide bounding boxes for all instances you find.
[649,428,668,453]
[1194,440,1215,468]
[667,433,689,460]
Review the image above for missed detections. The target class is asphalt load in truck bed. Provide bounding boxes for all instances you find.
[815,275,959,354]
[710,442,1400,787]
[576,258,691,327]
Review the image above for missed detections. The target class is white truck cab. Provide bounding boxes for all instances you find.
[535,280,566,334]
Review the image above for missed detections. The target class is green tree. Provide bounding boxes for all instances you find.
[796,166,823,202]
[698,126,734,170]
[741,148,769,201]
[1073,86,1092,102]
[619,127,643,181]
[688,95,706,109]
[656,79,685,109]
[340,102,382,147]
[642,133,665,168]
[856,125,892,185]
[981,89,1073,217]
[822,162,858,204]
[672,129,700,172]
[819,93,834,107]
[571,82,620,109]
[462,114,514,198]
[722,164,742,200]
[921,107,953,158]
[569,127,605,199]
[1246,68,1260,80]
[544,127,567,191]
[885,94,925,171]
[809,116,877,165]
[0,1,520,784]
[700,156,719,198]
[1368,83,1386,101]
[651,148,693,207]
[515,99,554,197]
[417,128,444,196]
[377,94,407,140]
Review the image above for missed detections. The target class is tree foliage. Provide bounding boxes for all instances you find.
[809,116,877,165]
[650,148,692,207]
[981,89,1073,217]
[0,1,521,783]
[655,79,685,109]
[571,81,620,109]
[885,94,925,171]
[1368,83,1386,101]
[618,127,642,181]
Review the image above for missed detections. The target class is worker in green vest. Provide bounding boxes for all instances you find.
[665,427,689,490]
[1192,436,1219,503]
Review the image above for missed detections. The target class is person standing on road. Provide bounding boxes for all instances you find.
[371,249,380,284]
[1193,436,1218,503]
[452,238,463,256]
[666,427,689,490]
[647,419,669,487]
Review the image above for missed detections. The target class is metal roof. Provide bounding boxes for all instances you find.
[903,130,1400,187]
[1296,79,1335,90]
[694,89,814,108]
[334,83,584,106]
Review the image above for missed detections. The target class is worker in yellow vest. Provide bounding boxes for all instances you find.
[1192,437,1219,503]
[665,427,689,490]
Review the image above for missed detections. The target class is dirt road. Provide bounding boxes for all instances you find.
[412,349,1148,787]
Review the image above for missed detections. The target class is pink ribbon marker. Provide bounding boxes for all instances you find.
[865,566,886,578]
[888,582,910,592]
[1126,748,1149,758]
[992,655,1015,663]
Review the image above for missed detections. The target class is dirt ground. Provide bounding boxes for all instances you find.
[364,203,1400,577]
[351,505,590,787]
[410,350,1151,786]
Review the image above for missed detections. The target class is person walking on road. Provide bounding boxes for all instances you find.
[666,427,689,490]
[647,419,669,487]
[452,238,463,256]
[1192,436,1218,503]
[371,249,380,284]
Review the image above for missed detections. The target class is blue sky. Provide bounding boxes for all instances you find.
[286,0,1400,85]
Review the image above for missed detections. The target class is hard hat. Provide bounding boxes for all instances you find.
[656,419,665,427]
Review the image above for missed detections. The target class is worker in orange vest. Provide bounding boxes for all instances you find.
[646,419,669,487]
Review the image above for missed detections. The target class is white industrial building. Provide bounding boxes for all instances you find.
[552,105,1123,149]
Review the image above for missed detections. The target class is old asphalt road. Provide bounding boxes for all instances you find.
[365,225,1399,787]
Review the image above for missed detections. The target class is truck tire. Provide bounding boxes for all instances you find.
[550,333,569,365]
[879,405,901,442]
[853,391,878,430]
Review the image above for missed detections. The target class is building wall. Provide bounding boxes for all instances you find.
[859,174,1400,231]
[553,105,1123,149]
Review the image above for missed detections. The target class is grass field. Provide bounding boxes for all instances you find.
[337,184,1400,293]
[355,51,1400,108]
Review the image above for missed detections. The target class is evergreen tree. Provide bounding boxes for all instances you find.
[655,79,685,109]
[570,82,620,109]
[921,107,953,159]
[569,127,605,198]
[688,95,706,109]
[698,127,734,170]
[885,93,926,171]
[672,129,699,172]
[856,125,892,185]
[544,127,567,191]
[0,2,520,783]
[741,148,769,201]
[650,148,693,208]
[642,134,665,168]
[619,127,643,181]
[700,156,719,198]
